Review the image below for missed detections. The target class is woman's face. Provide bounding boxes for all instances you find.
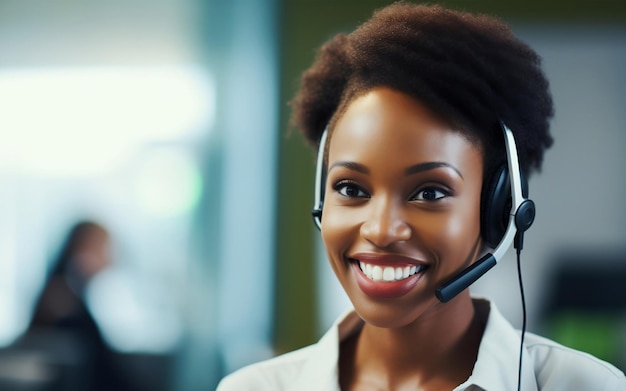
[321,87,484,328]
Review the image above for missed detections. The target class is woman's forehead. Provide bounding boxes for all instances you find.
[328,88,481,160]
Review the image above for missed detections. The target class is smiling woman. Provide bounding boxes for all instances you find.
[217,3,626,391]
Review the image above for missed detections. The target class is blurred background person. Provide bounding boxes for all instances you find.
[18,221,131,391]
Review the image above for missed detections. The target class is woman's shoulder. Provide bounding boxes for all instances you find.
[216,344,317,391]
[217,309,358,391]
[524,332,626,389]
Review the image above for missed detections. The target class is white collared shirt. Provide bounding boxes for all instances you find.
[217,298,626,390]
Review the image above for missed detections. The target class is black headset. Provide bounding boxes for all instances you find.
[311,122,536,303]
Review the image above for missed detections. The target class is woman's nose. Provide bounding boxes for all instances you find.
[360,198,411,247]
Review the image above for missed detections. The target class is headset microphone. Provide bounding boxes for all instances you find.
[435,122,535,302]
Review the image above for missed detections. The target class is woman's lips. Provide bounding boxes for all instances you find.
[349,253,428,299]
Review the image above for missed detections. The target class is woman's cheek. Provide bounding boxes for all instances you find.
[421,209,481,272]
[321,206,352,267]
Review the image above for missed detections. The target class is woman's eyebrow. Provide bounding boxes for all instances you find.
[328,161,369,174]
[405,162,463,179]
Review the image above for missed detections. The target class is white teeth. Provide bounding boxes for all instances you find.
[372,265,383,280]
[383,267,395,281]
[359,261,425,282]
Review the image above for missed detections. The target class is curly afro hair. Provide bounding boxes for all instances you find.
[290,2,554,177]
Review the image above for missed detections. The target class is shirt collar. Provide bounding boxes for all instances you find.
[460,298,538,391]
[288,298,539,391]
[287,310,362,391]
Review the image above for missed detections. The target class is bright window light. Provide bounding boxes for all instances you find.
[0,66,215,177]
[132,147,203,218]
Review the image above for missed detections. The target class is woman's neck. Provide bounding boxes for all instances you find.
[340,294,487,391]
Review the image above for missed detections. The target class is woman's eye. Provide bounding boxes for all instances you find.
[335,182,369,198]
[412,188,448,201]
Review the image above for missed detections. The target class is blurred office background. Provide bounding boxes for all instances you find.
[0,1,624,390]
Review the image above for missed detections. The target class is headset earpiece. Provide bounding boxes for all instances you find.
[481,165,510,248]
[481,164,530,249]
[312,202,323,229]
